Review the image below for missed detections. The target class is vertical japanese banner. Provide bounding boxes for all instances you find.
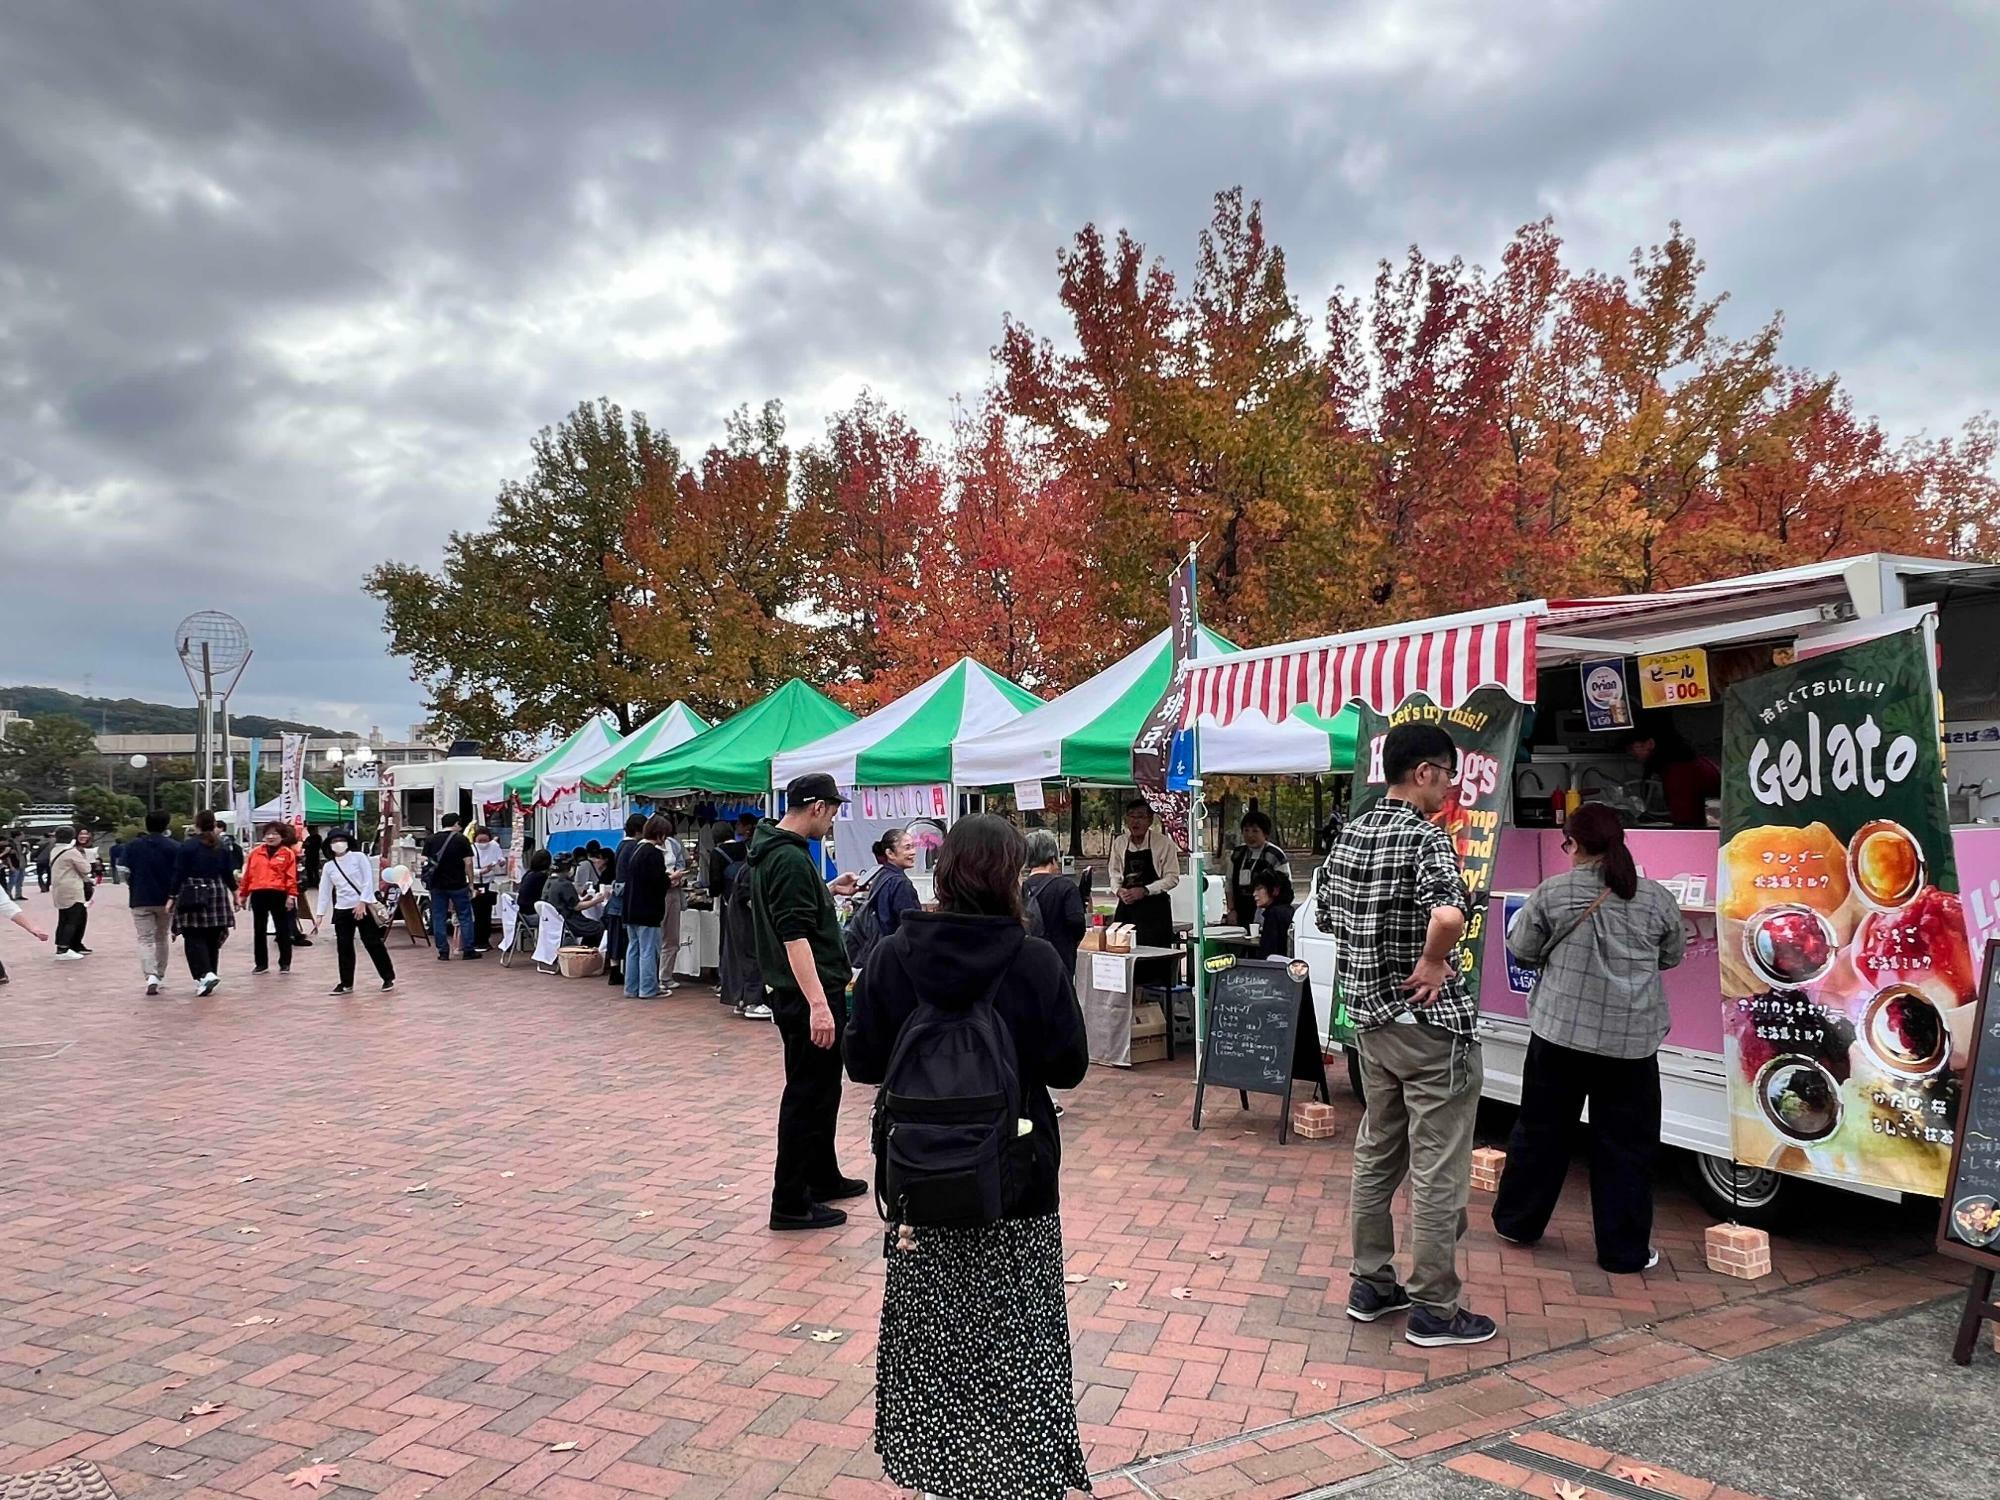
[1134,555,1198,851]
[1349,689,1524,1006]
[278,733,309,836]
[1719,621,1968,1197]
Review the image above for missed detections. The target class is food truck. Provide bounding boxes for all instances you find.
[1184,554,2000,1224]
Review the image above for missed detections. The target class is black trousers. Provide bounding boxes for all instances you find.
[771,1003,849,1214]
[249,890,294,970]
[54,901,89,952]
[334,909,395,987]
[1492,1034,1660,1273]
[183,927,227,980]
[603,912,626,975]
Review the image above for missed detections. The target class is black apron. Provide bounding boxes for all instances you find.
[1115,840,1176,984]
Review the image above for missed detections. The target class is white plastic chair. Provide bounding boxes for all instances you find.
[532,901,564,971]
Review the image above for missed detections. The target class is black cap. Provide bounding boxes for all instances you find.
[784,773,848,808]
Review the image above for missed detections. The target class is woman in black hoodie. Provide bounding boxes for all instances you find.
[846,814,1090,1500]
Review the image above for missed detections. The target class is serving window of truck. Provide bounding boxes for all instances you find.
[1182,553,2000,1222]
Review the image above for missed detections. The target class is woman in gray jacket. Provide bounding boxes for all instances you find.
[1493,802,1685,1273]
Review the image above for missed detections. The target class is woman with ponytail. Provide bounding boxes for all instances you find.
[1493,801,1685,1274]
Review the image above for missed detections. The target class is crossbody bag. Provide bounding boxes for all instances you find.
[330,857,393,931]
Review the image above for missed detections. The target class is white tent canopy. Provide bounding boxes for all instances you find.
[771,658,1042,789]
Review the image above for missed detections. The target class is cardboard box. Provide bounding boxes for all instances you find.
[1129,1030,1169,1065]
[1131,1001,1167,1037]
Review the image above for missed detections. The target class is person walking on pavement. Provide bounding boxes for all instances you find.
[1,841,24,902]
[621,813,671,999]
[314,826,396,995]
[0,879,52,981]
[173,810,237,996]
[845,814,1092,1500]
[424,814,477,960]
[1319,721,1496,1347]
[1492,803,1685,1273]
[238,823,299,975]
[34,840,52,894]
[123,811,181,994]
[49,827,93,959]
[748,774,864,1231]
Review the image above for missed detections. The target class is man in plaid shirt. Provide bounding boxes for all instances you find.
[1318,721,1497,1347]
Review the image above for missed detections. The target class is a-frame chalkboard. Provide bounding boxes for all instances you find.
[1192,957,1330,1144]
[1938,939,2000,1363]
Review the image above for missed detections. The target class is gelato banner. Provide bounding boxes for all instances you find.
[1719,619,1973,1197]
[1351,688,1524,1006]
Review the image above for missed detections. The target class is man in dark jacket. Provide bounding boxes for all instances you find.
[123,811,181,996]
[748,774,862,1231]
[605,811,647,988]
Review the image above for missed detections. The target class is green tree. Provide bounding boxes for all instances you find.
[71,785,145,832]
[0,714,97,803]
[364,399,673,754]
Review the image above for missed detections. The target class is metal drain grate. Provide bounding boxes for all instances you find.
[0,1041,73,1063]
[0,1461,119,1500]
[1483,1440,1661,1500]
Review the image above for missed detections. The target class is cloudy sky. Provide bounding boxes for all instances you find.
[3,0,1994,739]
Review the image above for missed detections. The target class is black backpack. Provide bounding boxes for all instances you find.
[870,959,1027,1228]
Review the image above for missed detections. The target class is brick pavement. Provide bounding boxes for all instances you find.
[0,888,1966,1499]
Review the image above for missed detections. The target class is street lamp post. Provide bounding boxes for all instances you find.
[129,754,152,814]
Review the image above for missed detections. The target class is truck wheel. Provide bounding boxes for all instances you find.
[1345,1046,1365,1103]
[1685,1152,1792,1229]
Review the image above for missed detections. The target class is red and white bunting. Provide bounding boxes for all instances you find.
[1180,615,1538,726]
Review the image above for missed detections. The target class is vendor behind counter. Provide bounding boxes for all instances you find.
[1622,717,1720,828]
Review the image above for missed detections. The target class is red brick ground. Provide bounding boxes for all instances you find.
[0,889,1964,1498]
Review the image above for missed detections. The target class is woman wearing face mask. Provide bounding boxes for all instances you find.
[313,827,397,995]
[237,823,299,975]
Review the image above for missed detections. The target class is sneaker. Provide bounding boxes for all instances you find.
[1494,1227,1536,1247]
[460,951,484,961]
[292,936,314,947]
[329,984,352,996]
[769,1202,847,1232]
[380,979,396,993]
[252,966,270,975]
[743,1003,774,1020]
[145,975,161,996]
[1644,1247,1661,1271]
[75,945,93,955]
[436,952,451,962]
[278,967,292,976]
[53,951,85,962]
[198,975,219,997]
[1405,1306,1499,1347]
[814,1176,869,1202]
[1346,1280,1413,1323]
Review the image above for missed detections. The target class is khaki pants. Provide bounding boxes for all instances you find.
[132,906,171,980]
[1351,1020,1483,1316]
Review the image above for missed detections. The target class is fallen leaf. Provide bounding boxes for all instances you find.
[789,1324,802,1333]
[1150,1091,1165,1098]
[1311,1379,1327,1390]
[236,1227,260,1235]
[234,1315,278,1327]
[285,1462,341,1490]
[403,1183,430,1195]
[547,1441,582,1453]
[1169,1287,1192,1300]
[238,1175,258,1183]
[1207,1251,1227,1261]
[1553,1481,1589,1500]
[1616,1466,1664,1487]
[1212,1213,1226,1221]
[809,1329,844,1343]
[162,1379,188,1391]
[129,1264,150,1273]
[500,1171,515,1178]
[633,1210,654,1220]
[181,1401,224,1419]
[1109,1280,1128,1292]
[1063,1274,1088,1284]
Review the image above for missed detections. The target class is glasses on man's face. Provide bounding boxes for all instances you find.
[1422,759,1455,779]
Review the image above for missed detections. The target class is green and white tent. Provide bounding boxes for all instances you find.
[770,658,1042,790]
[571,701,710,797]
[252,781,342,824]
[625,679,857,796]
[951,627,1358,787]
[469,715,622,812]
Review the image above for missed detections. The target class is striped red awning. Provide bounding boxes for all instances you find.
[1180,610,1540,727]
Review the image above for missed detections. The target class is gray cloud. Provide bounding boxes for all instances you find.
[1,0,1993,736]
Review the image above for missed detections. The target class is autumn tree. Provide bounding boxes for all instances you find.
[999,188,1367,644]
[614,401,814,723]
[793,394,943,707]
[365,399,665,754]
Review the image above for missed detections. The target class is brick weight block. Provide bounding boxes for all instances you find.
[1705,1222,1772,1279]
[1292,1101,1341,1140]
[1469,1146,1506,1192]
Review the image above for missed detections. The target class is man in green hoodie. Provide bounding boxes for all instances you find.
[749,774,866,1231]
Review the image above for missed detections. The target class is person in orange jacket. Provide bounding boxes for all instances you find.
[237,823,300,975]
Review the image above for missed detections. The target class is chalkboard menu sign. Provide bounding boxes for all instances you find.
[1940,940,2000,1268]
[1193,958,1328,1144]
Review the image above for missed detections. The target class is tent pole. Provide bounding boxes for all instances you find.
[1190,773,1206,1078]
[1068,784,1083,859]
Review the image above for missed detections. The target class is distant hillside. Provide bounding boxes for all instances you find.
[0,686,342,739]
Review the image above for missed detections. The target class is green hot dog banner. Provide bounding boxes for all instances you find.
[1350,688,1525,1007]
[1718,622,1971,1198]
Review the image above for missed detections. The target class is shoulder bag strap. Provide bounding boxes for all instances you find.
[1545,885,1613,956]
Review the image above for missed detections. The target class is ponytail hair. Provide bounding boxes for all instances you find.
[1567,801,1637,900]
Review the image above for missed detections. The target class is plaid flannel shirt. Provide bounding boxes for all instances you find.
[1505,867,1686,1059]
[1316,798,1475,1035]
